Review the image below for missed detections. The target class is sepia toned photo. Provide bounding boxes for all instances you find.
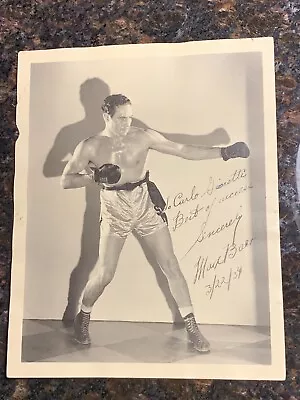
[7,37,285,380]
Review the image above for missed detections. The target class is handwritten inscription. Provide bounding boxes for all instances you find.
[215,168,247,189]
[169,167,252,234]
[166,176,214,210]
[165,167,254,300]
[184,201,243,256]
[193,206,242,246]
[193,237,254,283]
[218,184,253,204]
[205,266,243,300]
[165,168,248,212]
[173,203,209,232]
[172,184,252,233]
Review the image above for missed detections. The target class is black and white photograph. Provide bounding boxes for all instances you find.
[7,37,285,379]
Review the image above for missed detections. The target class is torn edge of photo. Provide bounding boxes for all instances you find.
[7,37,285,380]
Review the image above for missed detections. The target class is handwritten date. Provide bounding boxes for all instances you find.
[205,266,243,300]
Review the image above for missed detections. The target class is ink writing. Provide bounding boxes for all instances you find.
[215,168,247,189]
[218,184,253,204]
[165,176,214,210]
[165,168,249,212]
[205,266,243,300]
[184,202,243,256]
[173,203,206,232]
[193,237,254,283]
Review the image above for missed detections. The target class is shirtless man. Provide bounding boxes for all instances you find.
[61,94,250,353]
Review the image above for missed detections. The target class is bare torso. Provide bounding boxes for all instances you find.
[85,126,151,185]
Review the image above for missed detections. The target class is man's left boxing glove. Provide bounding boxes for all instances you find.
[90,163,122,185]
[221,142,250,161]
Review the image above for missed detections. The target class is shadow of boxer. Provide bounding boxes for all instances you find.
[43,77,230,326]
[43,78,108,324]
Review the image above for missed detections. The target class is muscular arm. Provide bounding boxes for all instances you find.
[146,129,222,160]
[60,141,94,189]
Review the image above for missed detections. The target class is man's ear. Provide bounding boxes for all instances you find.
[103,112,111,123]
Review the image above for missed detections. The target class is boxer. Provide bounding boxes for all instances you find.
[61,94,250,353]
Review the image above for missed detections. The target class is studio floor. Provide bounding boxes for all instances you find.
[22,320,271,365]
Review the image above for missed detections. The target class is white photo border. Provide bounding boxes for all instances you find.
[7,37,285,380]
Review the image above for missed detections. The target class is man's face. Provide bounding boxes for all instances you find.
[107,103,133,136]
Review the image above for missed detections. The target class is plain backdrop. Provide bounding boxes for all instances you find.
[23,51,270,326]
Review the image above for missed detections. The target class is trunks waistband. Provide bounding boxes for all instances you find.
[103,171,150,191]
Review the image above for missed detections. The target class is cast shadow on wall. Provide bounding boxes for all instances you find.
[43,77,230,325]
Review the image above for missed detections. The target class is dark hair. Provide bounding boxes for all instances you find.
[101,94,131,117]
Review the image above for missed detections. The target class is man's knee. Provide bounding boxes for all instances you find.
[102,267,116,286]
[92,263,116,287]
[160,254,183,279]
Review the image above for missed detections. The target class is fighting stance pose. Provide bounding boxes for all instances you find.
[61,94,250,352]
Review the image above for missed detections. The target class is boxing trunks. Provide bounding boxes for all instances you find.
[99,171,168,238]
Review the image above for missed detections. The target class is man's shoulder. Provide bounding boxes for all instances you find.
[74,135,103,156]
[82,134,110,148]
[127,126,146,140]
[129,126,146,134]
[130,126,164,142]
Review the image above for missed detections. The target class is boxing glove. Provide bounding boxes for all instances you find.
[90,163,122,185]
[221,142,250,161]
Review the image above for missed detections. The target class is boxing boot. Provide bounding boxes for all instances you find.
[74,310,91,345]
[184,313,210,353]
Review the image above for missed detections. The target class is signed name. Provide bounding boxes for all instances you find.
[193,237,254,283]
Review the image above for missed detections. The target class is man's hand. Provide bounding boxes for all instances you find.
[220,142,250,161]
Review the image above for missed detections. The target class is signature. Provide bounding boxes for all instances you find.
[193,237,254,283]
[205,266,243,300]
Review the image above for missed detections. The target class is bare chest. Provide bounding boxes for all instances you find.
[90,135,149,170]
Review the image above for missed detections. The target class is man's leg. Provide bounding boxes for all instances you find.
[74,234,126,344]
[141,226,210,353]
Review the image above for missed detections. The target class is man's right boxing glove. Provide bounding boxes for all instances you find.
[90,163,122,185]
